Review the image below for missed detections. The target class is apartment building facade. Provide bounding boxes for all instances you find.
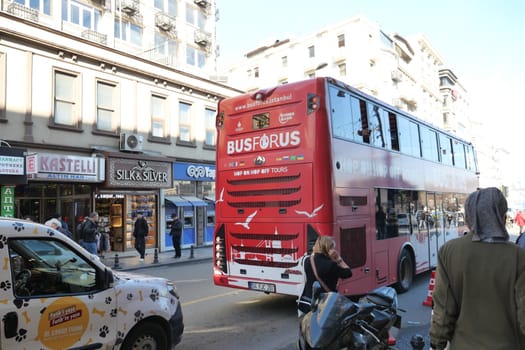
[0,0,241,253]
[225,15,472,140]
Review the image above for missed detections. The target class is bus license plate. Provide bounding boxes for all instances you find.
[248,282,276,293]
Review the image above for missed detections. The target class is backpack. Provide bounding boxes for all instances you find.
[77,220,86,240]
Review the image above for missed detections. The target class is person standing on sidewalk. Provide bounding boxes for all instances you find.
[170,213,183,258]
[82,212,100,255]
[429,187,525,350]
[133,212,149,261]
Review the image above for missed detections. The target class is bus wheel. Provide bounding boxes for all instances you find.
[395,249,414,293]
[122,321,169,350]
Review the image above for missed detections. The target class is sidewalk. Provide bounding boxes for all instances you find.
[98,245,213,272]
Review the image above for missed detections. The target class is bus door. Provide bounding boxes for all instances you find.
[335,188,376,295]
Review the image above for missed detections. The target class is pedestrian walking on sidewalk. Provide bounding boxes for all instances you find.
[133,212,148,261]
[170,213,183,258]
[429,187,525,350]
[515,209,525,234]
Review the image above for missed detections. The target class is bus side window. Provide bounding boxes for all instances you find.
[439,134,453,166]
[388,112,400,151]
[356,99,370,144]
[420,126,440,162]
[453,140,467,169]
[329,87,354,141]
[397,116,421,157]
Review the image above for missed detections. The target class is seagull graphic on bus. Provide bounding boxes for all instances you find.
[215,188,224,203]
[234,210,258,230]
[295,204,324,218]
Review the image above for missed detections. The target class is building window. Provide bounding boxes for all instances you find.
[154,0,177,17]
[198,10,206,30]
[337,34,345,48]
[16,0,51,15]
[308,46,315,58]
[254,67,259,78]
[53,70,80,127]
[62,0,100,30]
[281,56,288,67]
[155,32,177,58]
[338,63,346,77]
[151,95,167,138]
[205,108,216,146]
[185,5,195,24]
[247,69,252,78]
[96,81,118,133]
[178,102,192,142]
[114,20,142,46]
[186,47,205,67]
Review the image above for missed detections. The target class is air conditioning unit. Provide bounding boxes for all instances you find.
[120,133,144,152]
[391,70,402,82]
[120,0,138,14]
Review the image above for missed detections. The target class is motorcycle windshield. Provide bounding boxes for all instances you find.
[303,292,357,348]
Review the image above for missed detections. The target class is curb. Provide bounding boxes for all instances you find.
[101,256,212,272]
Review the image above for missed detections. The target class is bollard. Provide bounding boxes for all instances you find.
[189,245,195,259]
[113,254,121,269]
[410,334,425,350]
[153,248,159,264]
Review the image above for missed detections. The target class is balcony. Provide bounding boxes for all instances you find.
[81,29,108,45]
[194,29,211,47]
[7,2,39,22]
[118,0,139,15]
[194,0,210,8]
[155,12,175,31]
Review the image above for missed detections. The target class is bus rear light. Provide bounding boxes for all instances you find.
[307,93,320,114]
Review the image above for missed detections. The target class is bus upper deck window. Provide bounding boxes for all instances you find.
[252,113,270,130]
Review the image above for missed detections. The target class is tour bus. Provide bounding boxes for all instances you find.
[213,77,478,297]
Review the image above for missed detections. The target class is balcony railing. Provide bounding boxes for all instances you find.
[81,29,108,45]
[7,2,39,22]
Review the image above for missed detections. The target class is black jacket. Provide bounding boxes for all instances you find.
[133,217,149,237]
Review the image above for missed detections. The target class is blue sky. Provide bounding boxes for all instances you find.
[215,0,525,153]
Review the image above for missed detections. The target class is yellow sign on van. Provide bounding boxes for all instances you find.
[37,297,89,350]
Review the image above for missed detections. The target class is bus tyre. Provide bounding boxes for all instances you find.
[395,249,414,293]
[122,321,168,350]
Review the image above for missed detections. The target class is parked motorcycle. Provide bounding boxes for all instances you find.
[297,282,402,350]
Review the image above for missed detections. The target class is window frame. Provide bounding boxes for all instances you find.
[94,79,120,135]
[177,101,195,147]
[51,68,82,130]
[150,93,169,141]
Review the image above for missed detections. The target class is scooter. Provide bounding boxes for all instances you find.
[297,282,402,350]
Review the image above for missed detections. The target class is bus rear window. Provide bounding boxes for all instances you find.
[252,113,270,130]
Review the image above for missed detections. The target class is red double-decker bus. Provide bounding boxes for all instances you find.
[213,77,478,296]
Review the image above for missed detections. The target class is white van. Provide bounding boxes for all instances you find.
[0,217,183,349]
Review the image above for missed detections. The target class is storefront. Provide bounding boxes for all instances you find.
[97,154,172,253]
[164,162,215,250]
[14,152,104,237]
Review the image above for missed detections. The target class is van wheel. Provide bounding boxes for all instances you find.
[122,321,168,350]
[394,249,414,293]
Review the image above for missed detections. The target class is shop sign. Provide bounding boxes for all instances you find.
[1,186,15,217]
[174,162,216,181]
[27,153,105,182]
[0,155,24,175]
[108,158,172,188]
[0,146,27,185]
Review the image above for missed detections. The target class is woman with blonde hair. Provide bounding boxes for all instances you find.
[297,236,352,317]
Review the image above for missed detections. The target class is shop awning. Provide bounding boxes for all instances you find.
[165,196,192,207]
[181,196,208,207]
